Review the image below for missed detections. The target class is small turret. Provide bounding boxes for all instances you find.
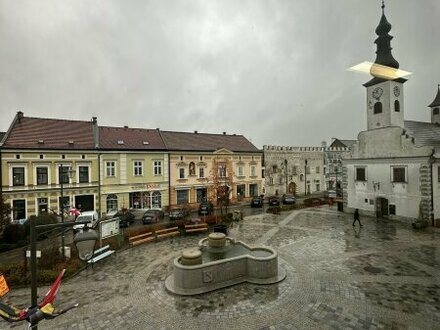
[428,84,440,124]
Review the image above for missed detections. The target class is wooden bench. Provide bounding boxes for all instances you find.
[129,231,155,247]
[155,226,180,240]
[88,245,115,264]
[184,223,208,234]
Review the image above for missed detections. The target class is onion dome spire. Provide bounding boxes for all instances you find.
[428,84,440,107]
[372,0,399,70]
[364,1,405,87]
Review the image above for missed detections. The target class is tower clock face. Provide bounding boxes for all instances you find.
[393,86,400,97]
[372,87,383,100]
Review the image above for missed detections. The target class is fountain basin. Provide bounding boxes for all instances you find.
[165,235,286,295]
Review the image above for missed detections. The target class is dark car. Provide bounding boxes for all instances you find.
[115,210,135,227]
[250,196,263,208]
[268,196,280,206]
[282,194,295,204]
[142,209,165,224]
[169,207,190,220]
[198,202,214,215]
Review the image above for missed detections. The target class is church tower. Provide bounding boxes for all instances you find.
[428,85,440,124]
[364,1,406,130]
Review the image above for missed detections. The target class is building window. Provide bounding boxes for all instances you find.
[133,161,143,176]
[106,194,118,213]
[199,167,205,178]
[272,165,278,173]
[316,166,320,174]
[374,102,382,114]
[238,166,244,177]
[15,155,20,159]
[106,161,116,177]
[389,204,396,215]
[177,190,189,205]
[12,199,26,220]
[434,108,439,115]
[179,168,185,179]
[79,166,89,183]
[39,154,44,159]
[153,161,162,176]
[355,167,366,181]
[392,167,406,183]
[250,165,256,177]
[12,167,25,186]
[58,166,69,184]
[36,167,48,185]
[438,166,440,183]
[218,165,226,178]
[305,166,310,175]
[394,100,400,112]
[316,183,320,191]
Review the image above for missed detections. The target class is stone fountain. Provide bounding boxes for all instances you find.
[165,233,286,295]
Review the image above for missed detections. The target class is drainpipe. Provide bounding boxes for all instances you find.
[429,150,435,226]
[98,153,101,217]
[167,152,171,209]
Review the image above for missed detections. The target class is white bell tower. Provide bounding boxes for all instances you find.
[364,1,406,130]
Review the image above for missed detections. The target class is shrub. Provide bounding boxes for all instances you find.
[266,206,281,214]
[3,224,26,243]
[24,213,58,236]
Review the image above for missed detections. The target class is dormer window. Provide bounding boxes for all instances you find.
[37,139,44,144]
[433,108,439,115]
[374,102,382,114]
[143,141,149,145]
[117,140,124,145]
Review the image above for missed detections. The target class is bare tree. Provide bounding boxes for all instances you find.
[208,157,234,217]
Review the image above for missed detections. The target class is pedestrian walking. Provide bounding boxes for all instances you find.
[352,208,363,227]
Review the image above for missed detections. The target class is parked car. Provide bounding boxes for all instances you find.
[282,194,296,204]
[268,196,280,206]
[250,196,263,208]
[169,207,190,220]
[142,209,165,224]
[73,211,99,232]
[198,201,214,215]
[324,190,337,199]
[115,209,135,227]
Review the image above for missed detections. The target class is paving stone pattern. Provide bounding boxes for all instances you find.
[3,206,440,329]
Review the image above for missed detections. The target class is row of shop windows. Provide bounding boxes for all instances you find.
[106,191,162,213]
[11,195,95,220]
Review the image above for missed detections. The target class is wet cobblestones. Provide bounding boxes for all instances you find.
[3,206,440,329]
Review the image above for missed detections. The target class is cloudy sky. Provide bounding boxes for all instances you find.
[1,0,439,148]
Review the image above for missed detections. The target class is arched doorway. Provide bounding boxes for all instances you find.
[288,182,297,195]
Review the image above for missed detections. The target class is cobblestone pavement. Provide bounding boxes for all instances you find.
[3,206,440,330]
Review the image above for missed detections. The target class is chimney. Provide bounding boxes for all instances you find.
[223,132,226,135]
[124,125,128,129]
[194,130,198,134]
[17,111,24,122]
[321,141,327,148]
[91,116,99,148]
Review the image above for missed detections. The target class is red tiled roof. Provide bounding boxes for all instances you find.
[99,126,166,150]
[2,117,96,149]
[160,131,260,152]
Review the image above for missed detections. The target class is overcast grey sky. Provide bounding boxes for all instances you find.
[1,0,439,148]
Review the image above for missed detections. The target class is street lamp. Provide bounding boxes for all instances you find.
[29,220,97,329]
[59,164,76,260]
